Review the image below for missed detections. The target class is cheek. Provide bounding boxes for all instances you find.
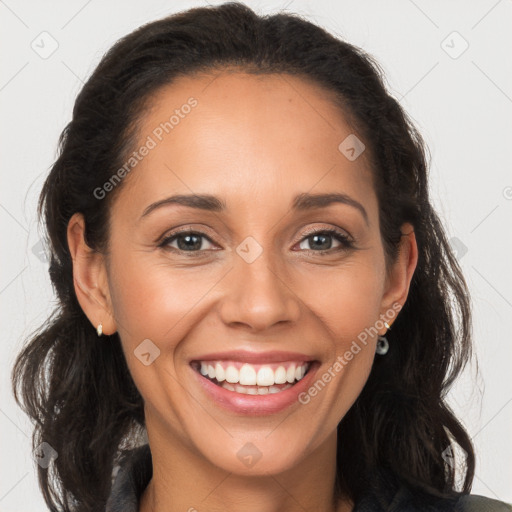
[108,253,222,346]
[292,259,384,435]
[299,258,386,348]
[106,256,219,408]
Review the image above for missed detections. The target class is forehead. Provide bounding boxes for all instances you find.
[114,71,376,221]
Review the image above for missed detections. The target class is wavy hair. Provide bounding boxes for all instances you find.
[12,2,475,510]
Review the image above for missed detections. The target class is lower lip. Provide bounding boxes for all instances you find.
[190,361,320,415]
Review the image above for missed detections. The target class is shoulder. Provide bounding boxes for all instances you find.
[455,494,512,512]
[353,470,512,512]
[358,477,512,512]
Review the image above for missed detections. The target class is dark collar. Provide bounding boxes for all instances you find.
[105,444,473,512]
[106,444,153,512]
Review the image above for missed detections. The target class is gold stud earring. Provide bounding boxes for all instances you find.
[96,323,103,337]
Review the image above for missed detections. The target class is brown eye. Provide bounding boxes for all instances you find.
[160,231,216,252]
[297,229,354,252]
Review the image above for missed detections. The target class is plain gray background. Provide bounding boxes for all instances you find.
[1,0,511,509]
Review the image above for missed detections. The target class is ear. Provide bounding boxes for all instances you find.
[67,212,117,335]
[378,222,418,334]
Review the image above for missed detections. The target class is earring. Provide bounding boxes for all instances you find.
[376,335,389,355]
[384,321,391,330]
[96,323,103,337]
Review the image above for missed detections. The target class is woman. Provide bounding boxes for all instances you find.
[11,3,511,511]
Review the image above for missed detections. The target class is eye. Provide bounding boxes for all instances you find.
[158,227,355,256]
[296,229,354,253]
[159,231,216,253]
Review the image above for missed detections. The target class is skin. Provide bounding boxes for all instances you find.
[67,71,418,512]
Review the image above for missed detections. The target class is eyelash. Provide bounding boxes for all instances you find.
[158,227,355,256]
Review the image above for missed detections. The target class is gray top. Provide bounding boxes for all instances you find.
[105,444,512,512]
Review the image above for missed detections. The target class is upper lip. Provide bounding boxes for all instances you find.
[189,350,315,365]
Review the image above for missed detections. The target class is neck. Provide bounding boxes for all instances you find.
[139,417,353,512]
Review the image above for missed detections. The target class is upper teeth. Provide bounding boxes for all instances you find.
[198,361,310,386]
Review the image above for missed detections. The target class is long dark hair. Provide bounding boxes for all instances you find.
[12,2,475,510]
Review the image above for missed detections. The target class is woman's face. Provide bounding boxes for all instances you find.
[71,71,416,477]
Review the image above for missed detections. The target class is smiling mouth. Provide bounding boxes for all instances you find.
[190,360,314,395]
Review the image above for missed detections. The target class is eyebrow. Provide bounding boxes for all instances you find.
[292,192,369,226]
[140,192,369,226]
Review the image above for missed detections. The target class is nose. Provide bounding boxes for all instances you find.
[218,251,301,332]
